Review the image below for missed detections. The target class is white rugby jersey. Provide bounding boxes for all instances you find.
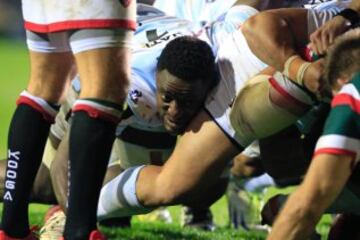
[134,2,350,149]
[70,5,271,143]
[130,4,268,145]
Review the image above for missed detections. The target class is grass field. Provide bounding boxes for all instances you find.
[0,38,332,239]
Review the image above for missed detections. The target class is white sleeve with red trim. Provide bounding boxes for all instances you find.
[22,0,136,32]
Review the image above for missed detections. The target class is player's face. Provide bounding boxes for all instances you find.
[156,69,209,135]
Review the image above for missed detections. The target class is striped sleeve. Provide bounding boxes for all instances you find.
[314,82,360,165]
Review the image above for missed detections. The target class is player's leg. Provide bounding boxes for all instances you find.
[63,29,133,239]
[1,31,74,238]
[0,160,55,204]
[97,110,240,218]
[50,131,124,212]
[40,130,130,239]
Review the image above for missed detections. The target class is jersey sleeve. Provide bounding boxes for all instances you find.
[314,81,360,165]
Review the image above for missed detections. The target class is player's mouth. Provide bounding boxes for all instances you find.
[164,116,184,134]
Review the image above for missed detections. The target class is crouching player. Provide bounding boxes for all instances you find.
[83,1,356,228]
[0,19,224,239]
[268,29,360,240]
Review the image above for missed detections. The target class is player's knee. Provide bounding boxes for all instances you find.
[81,81,129,104]
[230,73,314,144]
[76,48,131,103]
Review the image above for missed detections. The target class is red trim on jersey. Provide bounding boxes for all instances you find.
[332,93,360,114]
[24,19,136,33]
[16,96,55,123]
[73,104,120,124]
[314,148,356,158]
[269,77,310,116]
[313,148,357,170]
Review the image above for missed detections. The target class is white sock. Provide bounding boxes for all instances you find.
[97,165,153,220]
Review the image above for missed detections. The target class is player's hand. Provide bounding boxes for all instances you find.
[227,179,250,230]
[309,16,349,55]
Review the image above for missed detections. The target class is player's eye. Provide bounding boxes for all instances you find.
[162,93,173,103]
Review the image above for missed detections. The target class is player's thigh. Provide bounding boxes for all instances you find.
[71,29,133,103]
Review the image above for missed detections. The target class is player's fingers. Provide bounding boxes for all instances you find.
[320,31,332,55]
[317,31,329,55]
[328,31,336,47]
[309,31,322,55]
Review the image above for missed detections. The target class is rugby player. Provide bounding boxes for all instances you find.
[1,5,223,238]
[1,0,136,239]
[91,2,348,221]
[40,34,221,237]
[268,29,360,240]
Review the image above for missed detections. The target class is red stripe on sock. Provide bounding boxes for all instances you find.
[16,96,55,123]
[73,104,120,124]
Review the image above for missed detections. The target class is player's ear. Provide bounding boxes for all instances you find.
[337,77,350,88]
[332,77,351,96]
[339,77,350,84]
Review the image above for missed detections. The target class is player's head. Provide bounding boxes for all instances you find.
[156,36,218,134]
[324,28,360,94]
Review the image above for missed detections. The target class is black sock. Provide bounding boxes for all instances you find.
[1,104,51,237]
[64,111,117,240]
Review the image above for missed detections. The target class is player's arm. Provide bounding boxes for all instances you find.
[242,8,309,71]
[242,8,324,95]
[267,153,353,240]
[97,110,239,219]
[137,110,238,207]
[350,0,360,12]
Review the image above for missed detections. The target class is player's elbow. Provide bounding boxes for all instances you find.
[242,15,258,42]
